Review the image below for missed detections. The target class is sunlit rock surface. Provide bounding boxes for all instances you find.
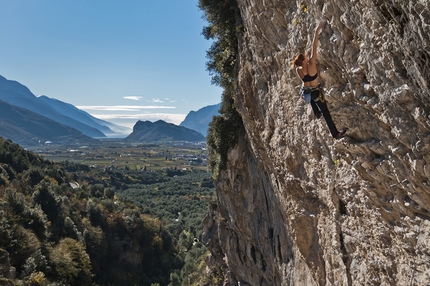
[203,0,430,285]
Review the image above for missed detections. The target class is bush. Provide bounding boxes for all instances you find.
[50,238,92,285]
[199,0,244,174]
[207,103,243,172]
[86,200,105,228]
[9,226,41,273]
[21,249,48,279]
[199,0,239,87]
[24,167,44,187]
[27,271,47,286]
[32,181,60,223]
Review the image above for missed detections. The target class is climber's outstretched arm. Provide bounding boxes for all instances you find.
[310,21,325,64]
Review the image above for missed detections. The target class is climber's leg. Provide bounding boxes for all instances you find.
[310,91,322,118]
[315,100,339,137]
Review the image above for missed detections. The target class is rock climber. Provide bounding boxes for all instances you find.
[291,20,346,139]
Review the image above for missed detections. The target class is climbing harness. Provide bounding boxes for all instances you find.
[300,84,325,103]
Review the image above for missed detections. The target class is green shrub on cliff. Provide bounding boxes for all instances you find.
[199,0,244,174]
[199,0,238,88]
[207,91,243,173]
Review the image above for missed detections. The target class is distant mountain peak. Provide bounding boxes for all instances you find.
[0,74,125,138]
[0,99,97,147]
[180,103,220,136]
[126,120,205,142]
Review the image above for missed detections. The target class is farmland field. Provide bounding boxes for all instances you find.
[33,139,209,171]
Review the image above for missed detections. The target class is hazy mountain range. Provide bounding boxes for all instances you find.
[0,75,121,137]
[179,103,220,136]
[0,99,98,145]
[126,120,205,142]
[0,75,219,147]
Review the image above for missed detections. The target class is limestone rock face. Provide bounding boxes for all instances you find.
[203,0,430,285]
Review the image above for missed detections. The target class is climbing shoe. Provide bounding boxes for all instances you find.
[335,129,347,139]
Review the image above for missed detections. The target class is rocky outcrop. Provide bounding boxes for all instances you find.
[203,0,430,285]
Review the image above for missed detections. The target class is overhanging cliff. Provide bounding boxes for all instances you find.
[203,0,430,285]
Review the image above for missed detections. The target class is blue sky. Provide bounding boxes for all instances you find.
[0,1,222,131]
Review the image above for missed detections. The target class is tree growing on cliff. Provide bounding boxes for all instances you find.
[199,0,238,88]
[199,0,244,174]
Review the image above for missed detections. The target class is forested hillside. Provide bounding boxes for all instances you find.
[0,137,217,285]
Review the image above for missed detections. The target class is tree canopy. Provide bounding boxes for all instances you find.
[199,0,245,175]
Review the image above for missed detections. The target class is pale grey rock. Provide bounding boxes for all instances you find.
[203,0,430,285]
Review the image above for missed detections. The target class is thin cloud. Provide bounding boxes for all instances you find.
[77,105,176,111]
[148,98,164,103]
[94,113,185,120]
[78,105,186,127]
[146,98,178,103]
[91,113,187,125]
[123,96,142,101]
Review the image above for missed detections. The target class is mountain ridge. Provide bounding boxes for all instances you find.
[0,74,212,145]
[38,95,119,136]
[126,120,205,142]
[0,99,97,146]
[0,75,115,137]
[180,103,220,136]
